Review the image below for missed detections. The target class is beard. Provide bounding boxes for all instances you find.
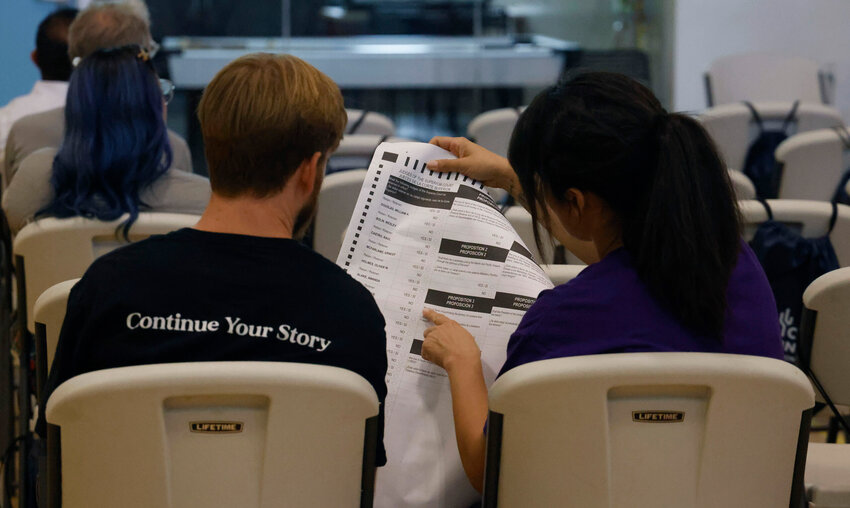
[292,174,322,240]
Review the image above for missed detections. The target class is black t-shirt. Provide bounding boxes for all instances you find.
[42,228,388,465]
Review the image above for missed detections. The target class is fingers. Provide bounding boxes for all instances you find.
[423,308,452,325]
[426,157,463,174]
[428,136,461,152]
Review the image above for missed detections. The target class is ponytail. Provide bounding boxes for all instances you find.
[510,72,741,339]
[623,113,740,337]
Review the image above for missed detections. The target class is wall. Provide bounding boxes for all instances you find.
[0,0,68,105]
[673,0,850,119]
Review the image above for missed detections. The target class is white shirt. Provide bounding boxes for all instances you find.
[0,80,68,152]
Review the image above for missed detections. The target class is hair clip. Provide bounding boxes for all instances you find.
[137,48,150,62]
[72,56,82,67]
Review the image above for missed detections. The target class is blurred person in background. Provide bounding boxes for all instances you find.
[0,8,78,161]
[3,1,192,186]
[2,45,210,234]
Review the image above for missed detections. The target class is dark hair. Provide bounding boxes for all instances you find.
[38,45,172,236]
[509,72,741,338]
[35,8,78,81]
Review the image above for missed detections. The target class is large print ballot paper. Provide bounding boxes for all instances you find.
[337,142,553,507]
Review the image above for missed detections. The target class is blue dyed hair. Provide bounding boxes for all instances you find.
[38,45,172,237]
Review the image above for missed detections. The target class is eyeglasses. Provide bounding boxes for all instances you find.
[148,40,160,59]
[159,78,175,105]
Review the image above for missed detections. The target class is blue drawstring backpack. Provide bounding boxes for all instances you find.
[742,101,800,199]
[749,200,840,364]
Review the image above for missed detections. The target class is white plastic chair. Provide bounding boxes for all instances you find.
[540,264,585,286]
[14,213,199,334]
[728,169,756,200]
[699,102,842,172]
[33,278,78,407]
[800,268,850,507]
[12,213,200,482]
[705,54,825,106]
[738,200,850,267]
[346,109,395,136]
[328,135,410,173]
[483,353,814,508]
[46,362,380,508]
[315,169,368,261]
[467,107,525,158]
[775,129,849,201]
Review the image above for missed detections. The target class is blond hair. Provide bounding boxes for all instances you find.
[68,2,152,59]
[198,53,347,197]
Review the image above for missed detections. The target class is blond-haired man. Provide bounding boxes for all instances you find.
[3,1,191,184]
[41,54,388,467]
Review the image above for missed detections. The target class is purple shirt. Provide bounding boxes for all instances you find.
[499,243,783,377]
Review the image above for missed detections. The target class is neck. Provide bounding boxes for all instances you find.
[592,222,623,260]
[194,193,297,239]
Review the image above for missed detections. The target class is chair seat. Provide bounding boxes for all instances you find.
[806,442,850,507]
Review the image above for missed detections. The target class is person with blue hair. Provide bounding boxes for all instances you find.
[2,45,209,234]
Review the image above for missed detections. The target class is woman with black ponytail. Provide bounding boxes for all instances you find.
[420,72,782,492]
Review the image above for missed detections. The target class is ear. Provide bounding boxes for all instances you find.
[31,50,38,67]
[296,152,323,195]
[564,188,586,218]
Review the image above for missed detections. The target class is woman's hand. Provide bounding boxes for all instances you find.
[427,137,521,196]
[421,308,481,373]
[421,307,488,493]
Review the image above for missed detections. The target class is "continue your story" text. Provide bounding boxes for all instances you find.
[125,313,332,352]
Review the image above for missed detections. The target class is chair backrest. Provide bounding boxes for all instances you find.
[802,267,850,406]
[775,128,848,201]
[738,200,850,267]
[705,54,823,106]
[700,102,842,171]
[315,169,368,261]
[467,107,524,158]
[327,135,410,173]
[540,264,585,286]
[33,278,78,406]
[46,361,380,508]
[13,213,199,333]
[728,169,756,200]
[484,353,814,508]
[346,109,395,136]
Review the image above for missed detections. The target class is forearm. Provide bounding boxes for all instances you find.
[446,358,489,493]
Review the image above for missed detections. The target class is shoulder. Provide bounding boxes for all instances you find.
[18,147,57,176]
[5,108,63,174]
[143,170,211,214]
[84,229,190,274]
[9,107,63,136]
[730,241,773,288]
[297,248,386,329]
[149,169,210,191]
[2,147,57,232]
